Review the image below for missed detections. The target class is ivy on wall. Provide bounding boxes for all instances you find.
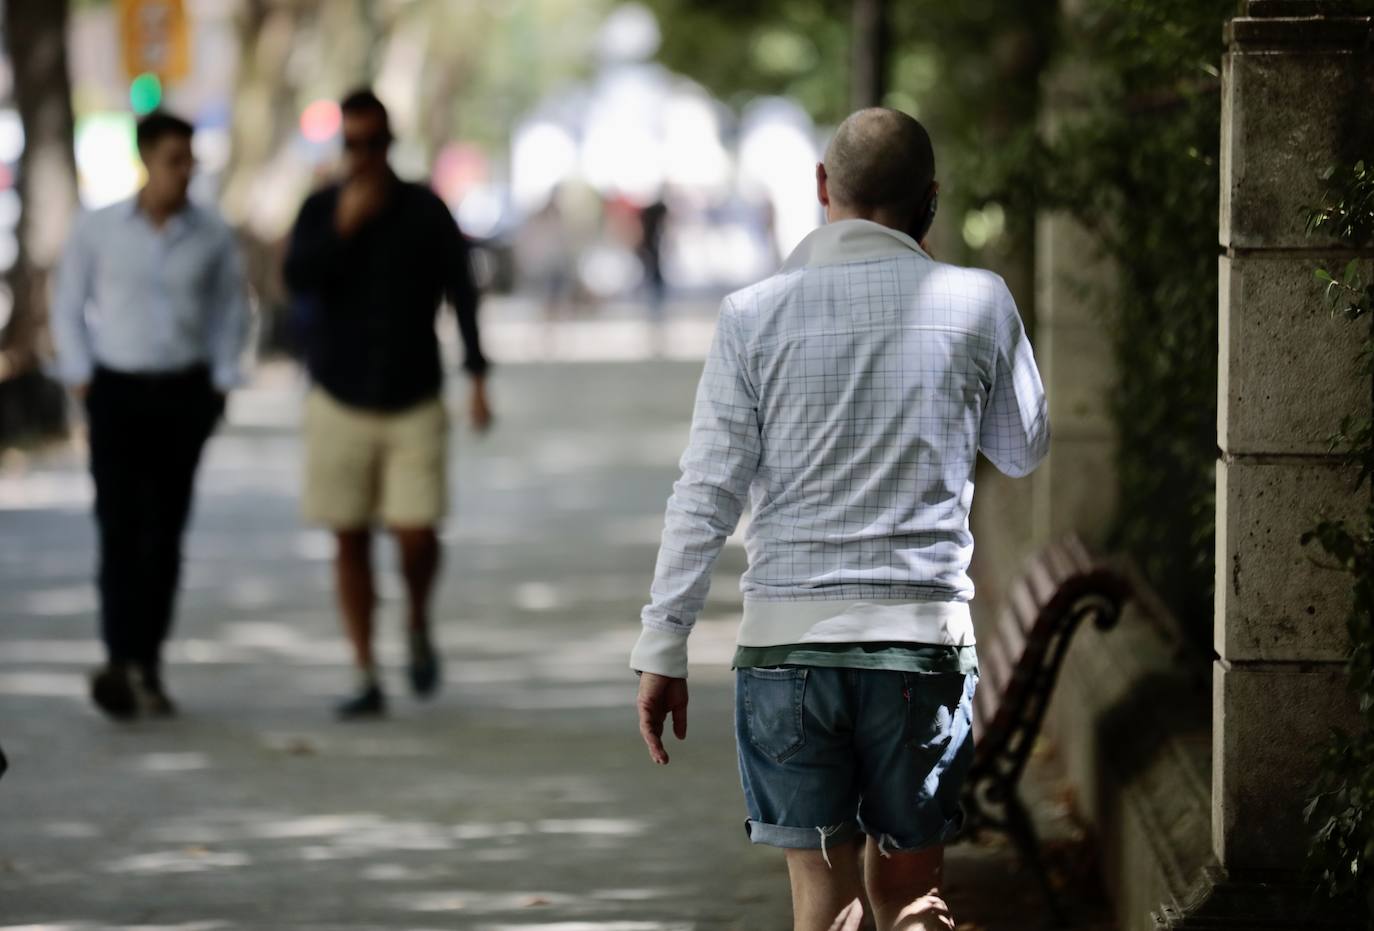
[974,0,1235,647]
[1302,160,1374,923]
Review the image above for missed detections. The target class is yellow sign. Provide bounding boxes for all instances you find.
[118,0,190,83]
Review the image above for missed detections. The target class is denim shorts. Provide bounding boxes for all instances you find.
[734,666,978,852]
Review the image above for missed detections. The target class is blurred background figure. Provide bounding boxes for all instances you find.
[514,192,576,351]
[636,194,669,352]
[49,110,249,720]
[283,89,492,720]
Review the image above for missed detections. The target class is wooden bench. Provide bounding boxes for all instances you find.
[958,535,1131,921]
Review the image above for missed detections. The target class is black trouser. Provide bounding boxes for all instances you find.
[86,365,223,670]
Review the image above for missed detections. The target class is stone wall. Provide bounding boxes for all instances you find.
[1206,2,1371,887]
[977,5,1373,927]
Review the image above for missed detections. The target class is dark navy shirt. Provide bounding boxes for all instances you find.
[283,177,488,412]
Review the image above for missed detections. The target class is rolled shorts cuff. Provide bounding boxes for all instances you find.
[856,806,966,854]
[744,817,862,850]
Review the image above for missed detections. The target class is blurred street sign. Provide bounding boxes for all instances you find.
[118,0,190,84]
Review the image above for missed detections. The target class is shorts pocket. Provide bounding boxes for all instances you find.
[901,672,968,752]
[741,666,808,763]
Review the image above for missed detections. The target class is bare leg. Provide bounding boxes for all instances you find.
[863,839,955,931]
[787,840,866,931]
[392,525,442,698]
[391,526,439,634]
[334,529,376,670]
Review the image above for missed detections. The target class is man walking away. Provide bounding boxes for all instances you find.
[632,108,1049,930]
[283,89,492,720]
[52,111,250,720]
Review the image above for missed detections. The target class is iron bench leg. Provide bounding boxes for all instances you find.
[1003,787,1068,928]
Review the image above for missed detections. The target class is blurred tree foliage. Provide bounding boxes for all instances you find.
[642,1,851,122]
[646,0,1237,643]
[220,0,612,345]
[996,0,1235,646]
[224,0,611,230]
[645,0,1055,276]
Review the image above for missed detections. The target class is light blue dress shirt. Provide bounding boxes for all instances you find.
[50,197,250,392]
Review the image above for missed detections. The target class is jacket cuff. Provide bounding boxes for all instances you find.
[630,625,690,679]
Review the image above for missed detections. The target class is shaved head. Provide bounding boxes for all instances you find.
[822,108,935,217]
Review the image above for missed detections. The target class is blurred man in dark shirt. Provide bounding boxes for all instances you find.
[284,89,491,718]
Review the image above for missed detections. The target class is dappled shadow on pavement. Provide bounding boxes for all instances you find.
[0,362,1110,930]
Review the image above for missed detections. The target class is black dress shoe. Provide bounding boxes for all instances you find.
[132,667,177,718]
[89,664,138,721]
[336,682,386,720]
[408,630,441,699]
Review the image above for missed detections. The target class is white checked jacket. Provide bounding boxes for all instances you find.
[632,219,1050,678]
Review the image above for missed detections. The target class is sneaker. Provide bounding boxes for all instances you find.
[336,682,386,720]
[89,664,138,721]
[132,666,177,718]
[408,630,441,699]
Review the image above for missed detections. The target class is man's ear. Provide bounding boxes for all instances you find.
[816,162,830,209]
[911,179,939,241]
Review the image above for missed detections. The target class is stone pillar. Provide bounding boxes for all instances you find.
[1032,206,1118,546]
[1160,2,1371,926]
[1032,0,1121,549]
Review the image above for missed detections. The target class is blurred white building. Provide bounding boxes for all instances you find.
[509,3,823,298]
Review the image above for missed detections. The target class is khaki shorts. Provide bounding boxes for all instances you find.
[302,389,448,529]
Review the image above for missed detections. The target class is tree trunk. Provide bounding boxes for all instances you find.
[851,0,889,110]
[221,0,384,357]
[0,0,78,443]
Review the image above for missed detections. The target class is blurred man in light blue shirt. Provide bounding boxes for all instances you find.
[51,111,250,720]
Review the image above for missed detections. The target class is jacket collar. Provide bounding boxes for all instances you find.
[781,218,931,271]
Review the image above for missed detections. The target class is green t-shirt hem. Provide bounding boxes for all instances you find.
[732,641,979,675]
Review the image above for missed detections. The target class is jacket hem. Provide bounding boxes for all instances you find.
[738,598,975,648]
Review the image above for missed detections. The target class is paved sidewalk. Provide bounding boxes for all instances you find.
[0,358,1111,930]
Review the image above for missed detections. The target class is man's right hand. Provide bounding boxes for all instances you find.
[637,672,688,765]
[335,177,386,237]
